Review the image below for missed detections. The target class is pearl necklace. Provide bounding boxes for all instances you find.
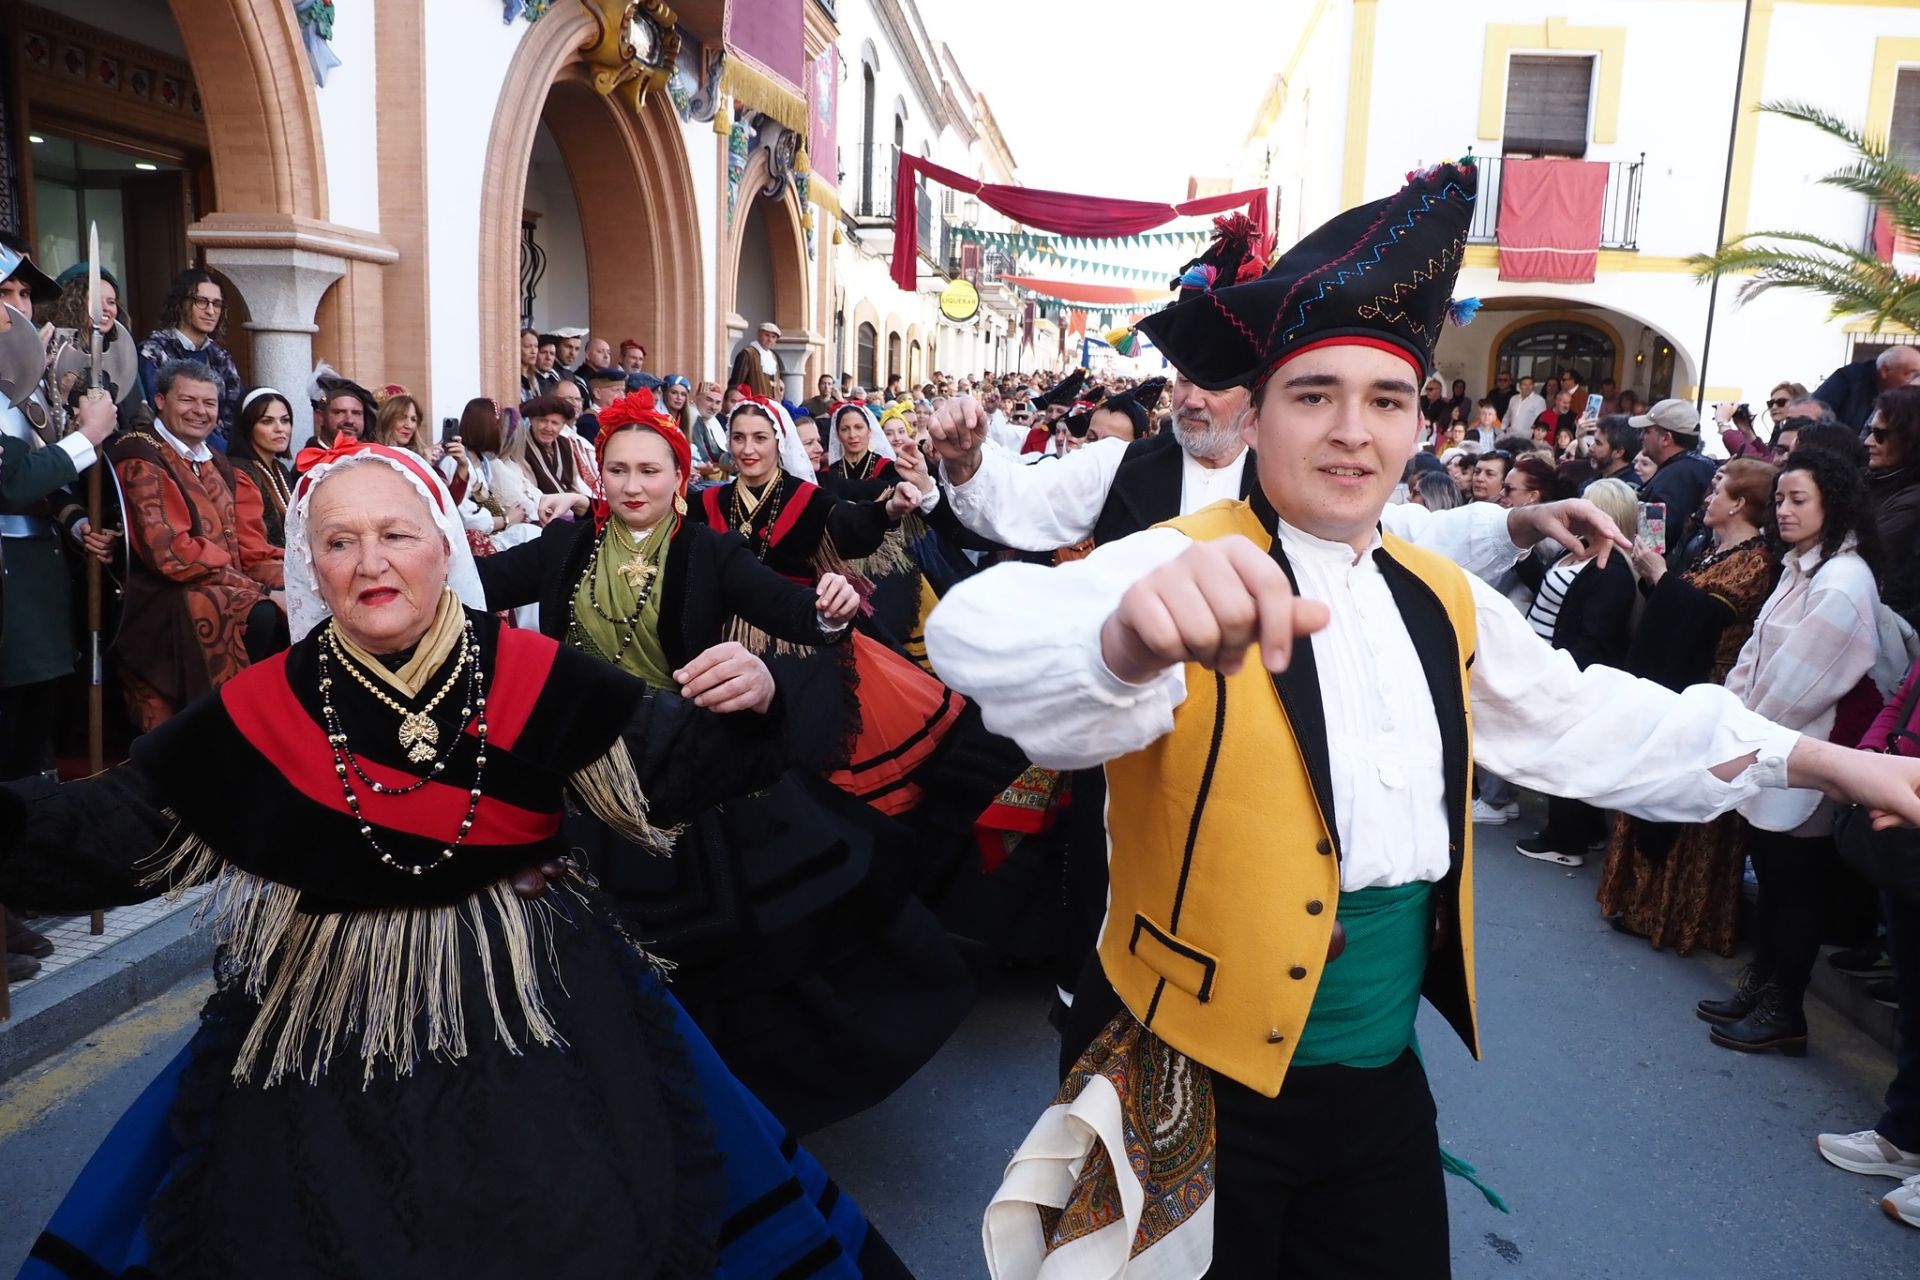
[317,618,489,876]
[325,627,470,763]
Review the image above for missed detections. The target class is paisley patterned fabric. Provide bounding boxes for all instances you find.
[984,1012,1216,1279]
[111,432,275,730]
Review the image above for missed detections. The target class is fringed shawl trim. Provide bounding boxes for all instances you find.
[137,739,675,1090]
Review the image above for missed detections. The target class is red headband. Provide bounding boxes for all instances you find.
[592,389,692,534]
[292,441,449,513]
[1257,336,1425,390]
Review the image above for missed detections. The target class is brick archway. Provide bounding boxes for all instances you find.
[718,142,811,366]
[477,5,704,402]
[166,0,327,219]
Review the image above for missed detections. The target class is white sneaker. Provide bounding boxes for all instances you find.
[1816,1130,1920,1178]
[1883,1174,1920,1228]
[1471,799,1511,825]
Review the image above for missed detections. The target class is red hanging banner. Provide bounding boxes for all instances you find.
[890,156,1270,291]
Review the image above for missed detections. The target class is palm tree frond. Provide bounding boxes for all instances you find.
[1759,101,1886,156]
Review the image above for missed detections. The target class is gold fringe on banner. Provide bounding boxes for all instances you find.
[720,56,809,133]
[810,180,840,221]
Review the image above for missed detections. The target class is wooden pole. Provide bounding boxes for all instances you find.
[86,460,103,936]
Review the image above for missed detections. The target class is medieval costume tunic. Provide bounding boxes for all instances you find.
[0,395,96,772]
[111,423,284,731]
[480,396,975,1138]
[926,163,1806,1279]
[4,445,911,1280]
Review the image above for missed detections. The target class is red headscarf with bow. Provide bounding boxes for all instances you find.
[592,388,692,534]
[292,439,446,512]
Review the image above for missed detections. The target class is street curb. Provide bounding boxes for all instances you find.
[0,910,211,1084]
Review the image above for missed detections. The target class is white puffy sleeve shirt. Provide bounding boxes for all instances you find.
[925,521,1800,891]
[939,437,1526,582]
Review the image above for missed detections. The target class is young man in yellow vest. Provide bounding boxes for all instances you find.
[927,160,1920,1279]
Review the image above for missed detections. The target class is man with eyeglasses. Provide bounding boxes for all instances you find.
[139,269,244,444]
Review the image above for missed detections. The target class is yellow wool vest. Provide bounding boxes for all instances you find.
[1100,499,1482,1098]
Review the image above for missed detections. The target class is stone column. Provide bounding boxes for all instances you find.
[200,246,346,448]
[771,336,815,402]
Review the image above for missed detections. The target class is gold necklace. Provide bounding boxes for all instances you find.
[325,630,470,763]
[612,519,662,590]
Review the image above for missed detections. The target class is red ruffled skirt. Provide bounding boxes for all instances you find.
[827,630,967,817]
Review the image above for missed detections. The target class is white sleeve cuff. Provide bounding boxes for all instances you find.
[56,432,97,472]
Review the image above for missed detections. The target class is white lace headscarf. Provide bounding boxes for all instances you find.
[825,401,895,467]
[283,444,486,643]
[728,396,816,484]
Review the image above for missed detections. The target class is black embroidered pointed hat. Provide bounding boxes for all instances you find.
[1031,367,1086,411]
[1138,160,1480,391]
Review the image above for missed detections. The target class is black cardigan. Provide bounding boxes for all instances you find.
[476,515,839,668]
[1518,551,1636,670]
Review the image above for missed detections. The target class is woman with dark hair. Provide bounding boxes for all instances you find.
[1869,385,1920,630]
[1600,458,1782,953]
[441,398,540,559]
[47,262,119,339]
[1702,448,1882,1055]
[1448,376,1473,429]
[1500,453,1562,508]
[137,268,242,440]
[226,389,297,549]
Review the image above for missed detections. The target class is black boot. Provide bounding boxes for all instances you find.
[1708,983,1808,1056]
[1696,964,1771,1025]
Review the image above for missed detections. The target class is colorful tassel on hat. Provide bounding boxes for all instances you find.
[1446,296,1483,327]
[1105,326,1140,356]
[1176,263,1219,292]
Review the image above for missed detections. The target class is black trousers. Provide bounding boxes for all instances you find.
[1542,794,1604,851]
[1064,958,1450,1279]
[0,679,58,781]
[1748,827,1830,991]
[1880,892,1920,1152]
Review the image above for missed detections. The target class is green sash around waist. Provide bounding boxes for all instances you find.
[1290,880,1433,1069]
[1285,879,1509,1212]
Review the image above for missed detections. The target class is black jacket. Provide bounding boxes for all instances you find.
[475,515,838,667]
[1812,358,1880,431]
[1641,449,1717,567]
[1519,551,1636,671]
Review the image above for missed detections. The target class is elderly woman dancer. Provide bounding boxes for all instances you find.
[3,442,911,1278]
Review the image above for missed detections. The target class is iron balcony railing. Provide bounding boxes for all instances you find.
[1465,154,1644,250]
[852,142,897,220]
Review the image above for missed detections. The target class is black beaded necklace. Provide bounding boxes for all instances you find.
[316,617,490,876]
